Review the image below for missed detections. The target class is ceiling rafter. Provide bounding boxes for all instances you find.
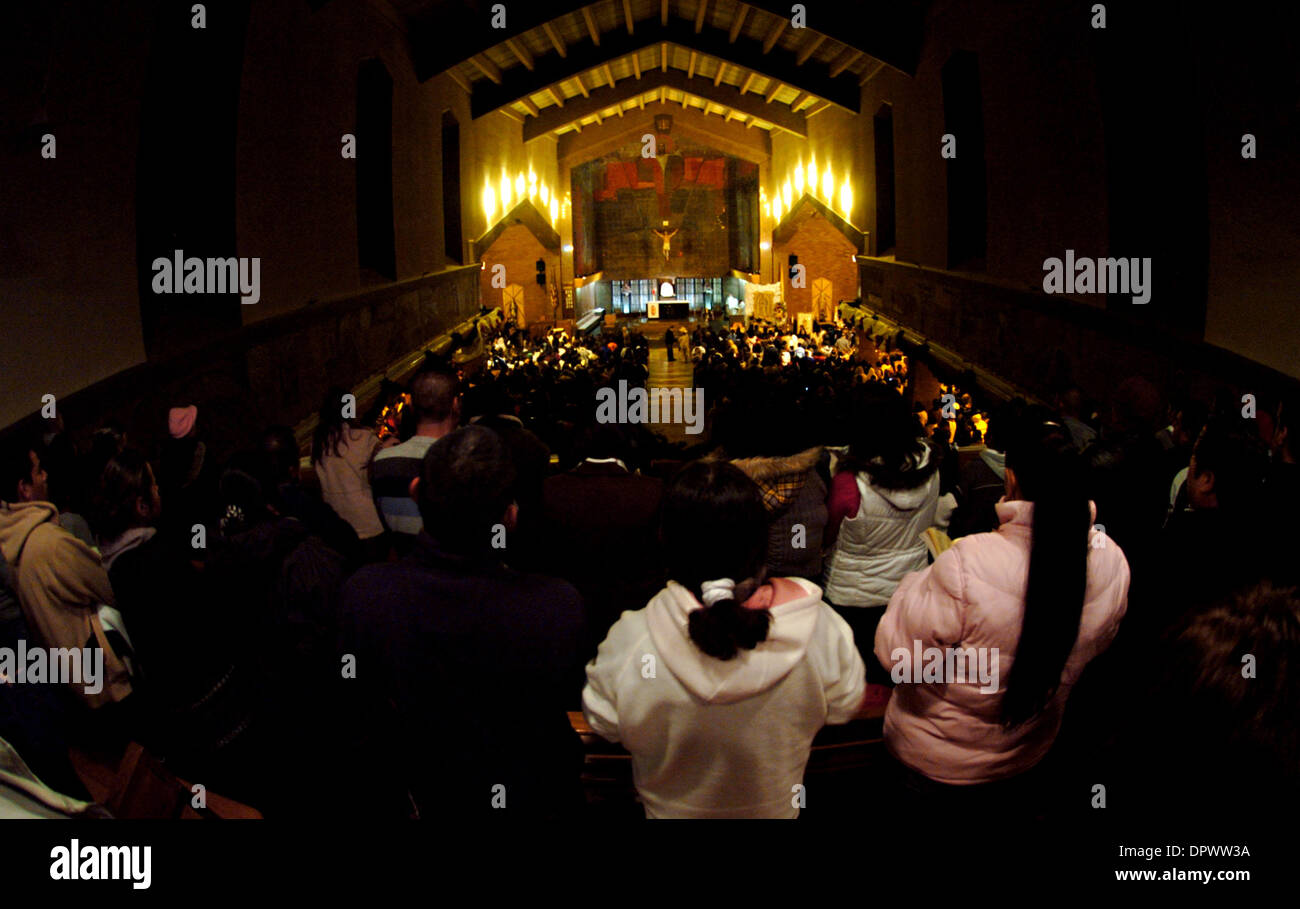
[713,59,726,86]
[505,38,534,71]
[469,20,860,119]
[694,0,709,33]
[764,80,784,103]
[829,48,862,77]
[687,50,698,78]
[542,22,567,58]
[582,7,601,46]
[471,54,502,84]
[574,72,590,97]
[525,67,807,141]
[729,5,749,42]
[794,33,826,66]
[762,16,786,53]
[407,0,926,84]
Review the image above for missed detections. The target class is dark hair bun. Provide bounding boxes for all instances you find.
[688,599,772,661]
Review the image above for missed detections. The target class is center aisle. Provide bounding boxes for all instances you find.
[644,322,696,446]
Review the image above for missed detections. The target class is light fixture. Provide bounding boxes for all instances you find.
[483,182,496,219]
[760,240,771,251]
[549,198,559,222]
[515,173,524,198]
[783,181,792,207]
[794,166,804,193]
[540,184,550,205]
[563,244,574,253]
[822,167,834,199]
[839,180,853,216]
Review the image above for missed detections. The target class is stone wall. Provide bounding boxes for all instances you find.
[858,257,1299,412]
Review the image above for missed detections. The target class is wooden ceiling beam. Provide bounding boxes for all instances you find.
[729,5,749,42]
[829,48,862,78]
[504,38,534,71]
[471,54,502,84]
[694,0,709,33]
[622,0,635,35]
[542,22,568,58]
[794,33,826,66]
[582,7,601,46]
[762,16,786,53]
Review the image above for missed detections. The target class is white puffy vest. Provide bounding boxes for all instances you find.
[823,470,940,607]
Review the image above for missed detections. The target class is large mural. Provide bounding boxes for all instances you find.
[571,135,758,280]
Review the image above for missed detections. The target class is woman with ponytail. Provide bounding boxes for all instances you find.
[583,460,866,818]
[874,415,1129,803]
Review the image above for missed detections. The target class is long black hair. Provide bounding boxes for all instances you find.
[1000,417,1092,728]
[661,460,771,660]
[837,385,937,490]
[312,386,351,465]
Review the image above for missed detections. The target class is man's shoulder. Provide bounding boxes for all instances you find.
[375,436,435,461]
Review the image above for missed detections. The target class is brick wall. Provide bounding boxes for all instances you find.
[478,223,561,326]
[774,213,860,320]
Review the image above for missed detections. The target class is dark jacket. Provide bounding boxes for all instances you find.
[540,460,664,655]
[339,532,586,818]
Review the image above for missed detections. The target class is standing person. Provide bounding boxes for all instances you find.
[369,366,462,555]
[340,426,586,818]
[874,420,1129,812]
[312,387,387,563]
[822,387,940,676]
[0,443,132,710]
[583,461,866,819]
[664,326,676,362]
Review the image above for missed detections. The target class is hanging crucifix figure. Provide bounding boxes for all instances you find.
[652,227,679,262]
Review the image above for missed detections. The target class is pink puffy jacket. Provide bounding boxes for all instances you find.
[874,499,1129,784]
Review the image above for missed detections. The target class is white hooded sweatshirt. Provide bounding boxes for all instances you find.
[582,577,866,818]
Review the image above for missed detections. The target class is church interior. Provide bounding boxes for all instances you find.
[1,0,1297,869]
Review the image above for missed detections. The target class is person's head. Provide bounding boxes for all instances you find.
[410,367,462,433]
[841,386,933,489]
[94,448,161,541]
[660,460,771,661]
[1152,582,1300,812]
[1000,417,1092,728]
[261,425,300,487]
[3,444,48,503]
[1110,376,1163,435]
[217,451,273,536]
[1187,419,1268,512]
[413,425,516,555]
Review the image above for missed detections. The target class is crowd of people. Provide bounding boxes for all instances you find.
[1,311,1297,821]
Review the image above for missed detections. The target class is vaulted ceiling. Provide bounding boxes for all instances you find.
[384,0,928,139]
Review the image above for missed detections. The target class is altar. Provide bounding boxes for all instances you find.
[648,300,690,319]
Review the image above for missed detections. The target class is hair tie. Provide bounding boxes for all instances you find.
[699,578,736,607]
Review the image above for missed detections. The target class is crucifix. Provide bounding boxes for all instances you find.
[652,227,678,261]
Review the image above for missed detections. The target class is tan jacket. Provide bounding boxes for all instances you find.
[0,501,132,707]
